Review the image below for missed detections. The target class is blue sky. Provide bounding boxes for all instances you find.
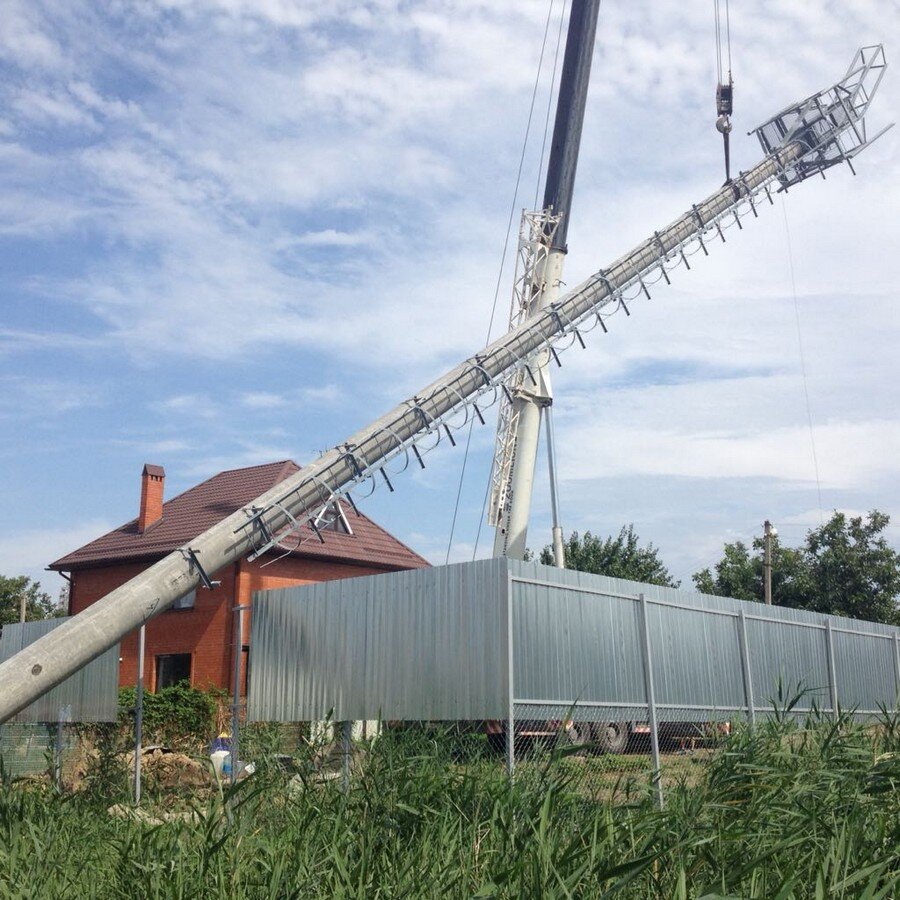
[1,0,898,599]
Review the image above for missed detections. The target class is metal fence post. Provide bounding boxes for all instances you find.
[341,720,351,793]
[54,708,64,791]
[231,604,249,784]
[134,624,145,805]
[52,704,71,791]
[738,610,756,728]
[506,568,515,778]
[638,593,663,809]
[824,619,839,720]
[893,634,900,707]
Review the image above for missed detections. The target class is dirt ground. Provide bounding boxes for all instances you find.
[61,743,213,794]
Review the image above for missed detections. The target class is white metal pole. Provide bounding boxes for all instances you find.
[544,405,565,568]
[638,593,663,808]
[763,520,774,605]
[54,715,62,790]
[231,604,247,784]
[134,624,145,805]
[492,0,601,560]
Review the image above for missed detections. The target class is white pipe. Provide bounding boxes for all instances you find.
[544,405,566,568]
[134,624,144,804]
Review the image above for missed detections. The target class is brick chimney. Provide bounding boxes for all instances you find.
[138,464,165,533]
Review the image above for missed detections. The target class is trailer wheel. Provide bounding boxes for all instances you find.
[589,721,629,754]
[559,720,586,748]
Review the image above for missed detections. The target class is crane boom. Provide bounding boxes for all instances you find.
[490,0,601,560]
[0,46,889,724]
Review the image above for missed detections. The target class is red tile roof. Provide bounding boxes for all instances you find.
[50,460,429,572]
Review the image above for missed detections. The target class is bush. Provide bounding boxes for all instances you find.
[118,683,223,750]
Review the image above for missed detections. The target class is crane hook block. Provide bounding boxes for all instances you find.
[716,80,734,117]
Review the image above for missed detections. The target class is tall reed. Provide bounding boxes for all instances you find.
[0,711,896,897]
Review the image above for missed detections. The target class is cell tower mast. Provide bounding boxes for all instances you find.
[0,45,889,724]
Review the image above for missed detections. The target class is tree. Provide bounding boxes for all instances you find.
[532,526,680,588]
[693,511,900,625]
[0,575,64,627]
[693,537,809,608]
[804,511,900,624]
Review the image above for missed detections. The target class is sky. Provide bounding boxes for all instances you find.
[1,0,898,599]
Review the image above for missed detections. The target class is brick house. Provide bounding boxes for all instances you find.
[49,461,429,694]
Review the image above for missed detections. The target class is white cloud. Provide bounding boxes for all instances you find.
[286,230,374,248]
[150,393,213,413]
[121,438,194,456]
[295,385,344,405]
[179,442,299,478]
[0,0,897,589]
[0,329,104,354]
[149,0,331,29]
[238,391,286,409]
[0,519,112,598]
[12,87,99,130]
[238,386,344,409]
[0,376,105,418]
[558,418,900,490]
[0,1,65,71]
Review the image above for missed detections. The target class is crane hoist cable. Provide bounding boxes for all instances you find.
[714,0,734,182]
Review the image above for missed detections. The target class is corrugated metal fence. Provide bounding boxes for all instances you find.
[0,618,119,779]
[0,618,119,723]
[249,562,510,722]
[248,558,900,726]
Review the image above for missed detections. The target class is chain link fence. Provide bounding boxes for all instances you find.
[4,563,897,806]
[0,723,57,779]
[0,618,120,789]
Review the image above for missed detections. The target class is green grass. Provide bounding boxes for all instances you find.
[0,713,898,898]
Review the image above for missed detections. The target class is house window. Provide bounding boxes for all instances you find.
[156,654,191,690]
[172,590,196,611]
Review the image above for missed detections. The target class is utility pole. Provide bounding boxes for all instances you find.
[19,591,26,624]
[763,520,776,605]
